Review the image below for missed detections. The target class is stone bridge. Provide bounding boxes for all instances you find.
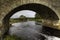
[0,0,60,37]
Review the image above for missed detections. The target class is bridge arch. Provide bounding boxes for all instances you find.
[2,3,59,36]
[3,3,59,29]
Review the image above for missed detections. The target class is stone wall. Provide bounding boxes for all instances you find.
[0,0,60,37]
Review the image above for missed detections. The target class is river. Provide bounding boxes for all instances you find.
[9,21,60,40]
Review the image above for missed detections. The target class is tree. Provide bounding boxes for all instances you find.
[20,15,26,19]
[35,13,41,19]
[19,15,27,21]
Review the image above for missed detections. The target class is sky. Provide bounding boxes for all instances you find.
[11,10,36,18]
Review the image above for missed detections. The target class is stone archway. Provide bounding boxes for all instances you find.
[2,3,59,36]
[0,0,60,40]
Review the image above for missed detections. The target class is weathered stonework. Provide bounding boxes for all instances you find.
[0,0,60,37]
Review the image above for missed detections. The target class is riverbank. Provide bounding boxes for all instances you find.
[4,35,25,40]
[10,18,42,24]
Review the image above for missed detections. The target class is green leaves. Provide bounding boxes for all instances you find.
[4,35,23,40]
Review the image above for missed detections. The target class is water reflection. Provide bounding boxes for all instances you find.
[9,21,60,40]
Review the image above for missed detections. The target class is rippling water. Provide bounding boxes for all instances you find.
[9,21,60,40]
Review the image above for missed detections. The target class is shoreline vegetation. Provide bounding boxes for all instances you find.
[4,35,25,40]
[10,14,42,24]
[10,18,42,24]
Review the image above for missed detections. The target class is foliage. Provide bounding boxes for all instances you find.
[20,15,26,19]
[35,13,41,19]
[19,15,27,21]
[4,35,24,40]
[10,14,42,24]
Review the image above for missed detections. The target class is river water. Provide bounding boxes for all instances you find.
[9,21,60,40]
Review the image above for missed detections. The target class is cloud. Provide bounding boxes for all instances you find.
[11,10,36,18]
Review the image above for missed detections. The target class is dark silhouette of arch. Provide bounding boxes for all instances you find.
[3,3,59,35]
[3,3,59,21]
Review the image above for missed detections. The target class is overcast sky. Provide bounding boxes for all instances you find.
[11,10,36,18]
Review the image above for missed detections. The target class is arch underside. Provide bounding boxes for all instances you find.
[3,3,59,28]
[3,3,59,21]
[2,3,60,38]
[3,3,59,34]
